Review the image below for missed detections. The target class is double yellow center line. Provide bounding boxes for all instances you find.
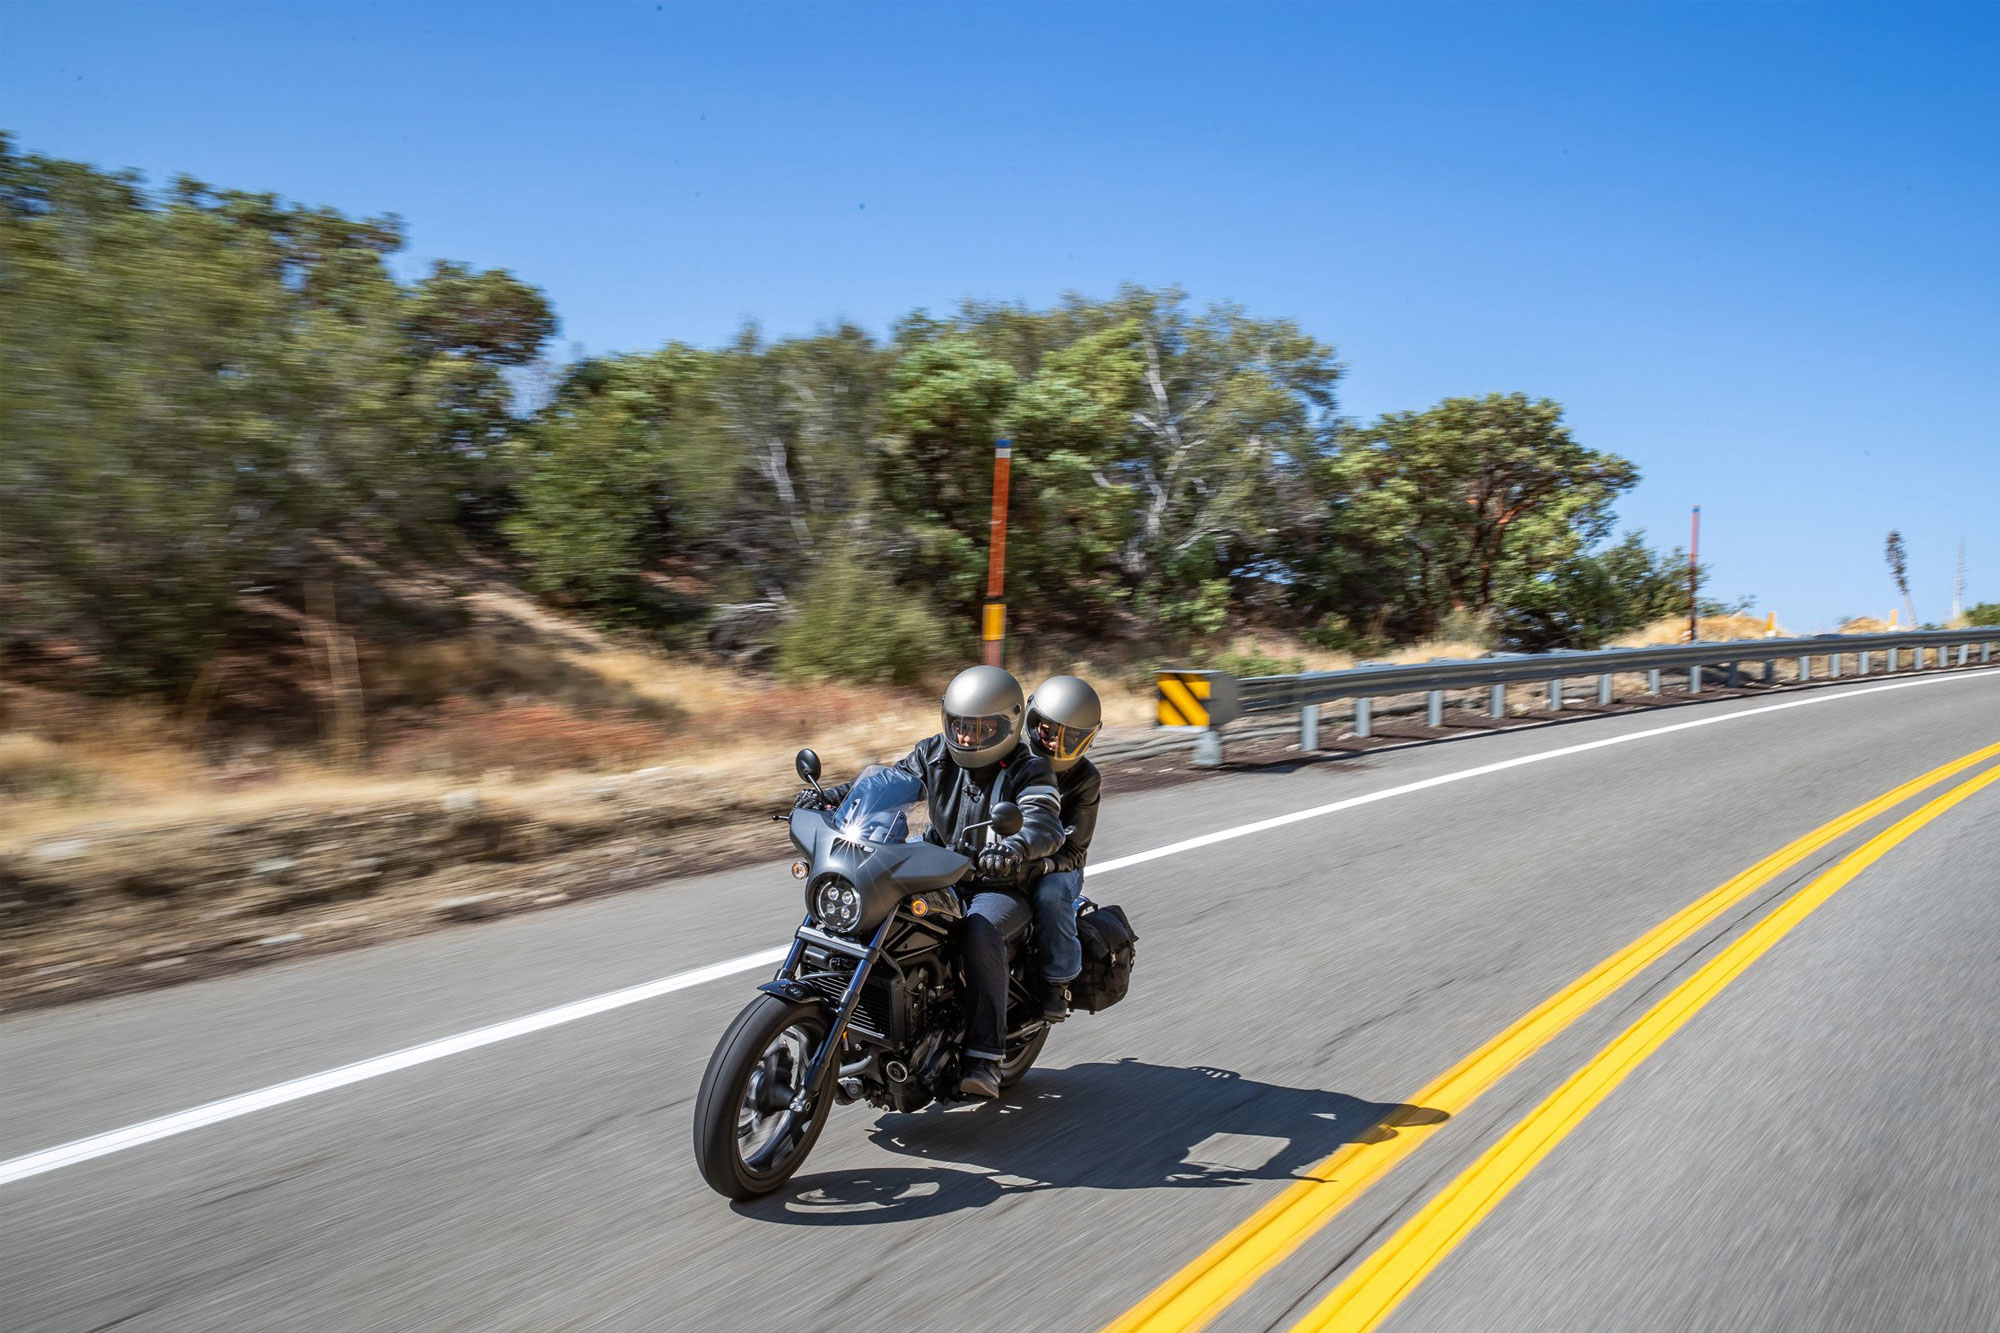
[1106,738,2000,1333]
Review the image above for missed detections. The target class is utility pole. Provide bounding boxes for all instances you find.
[1953,540,1966,622]
[981,438,1012,667]
[1686,505,1701,642]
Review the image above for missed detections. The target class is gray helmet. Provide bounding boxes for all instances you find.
[1025,675,1103,773]
[940,665,1026,769]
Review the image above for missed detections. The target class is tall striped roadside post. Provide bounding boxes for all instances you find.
[981,438,1012,668]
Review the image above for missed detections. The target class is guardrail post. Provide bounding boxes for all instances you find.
[1597,673,1613,705]
[1797,655,1810,682]
[1857,651,1869,675]
[1690,664,1702,693]
[1888,647,1900,673]
[1426,690,1443,727]
[1353,697,1372,738]
[1192,729,1223,768]
[1830,652,1841,678]
[1648,667,1662,695]
[1959,644,1970,667]
[1300,703,1318,751]
[1763,658,1776,684]
[1490,683,1506,718]
[1985,643,1993,664]
[1726,661,1740,688]
[1548,678,1563,711]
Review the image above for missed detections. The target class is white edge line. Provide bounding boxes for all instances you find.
[1084,668,1996,875]
[3,667,1994,1187]
[0,947,788,1187]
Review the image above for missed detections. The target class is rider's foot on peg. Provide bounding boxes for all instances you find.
[1041,982,1070,1023]
[959,1058,1002,1100]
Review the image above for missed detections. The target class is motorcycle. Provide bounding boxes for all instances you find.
[692,748,1122,1200]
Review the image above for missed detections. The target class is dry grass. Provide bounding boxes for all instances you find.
[0,636,945,842]
[0,601,1588,848]
[1611,613,1787,647]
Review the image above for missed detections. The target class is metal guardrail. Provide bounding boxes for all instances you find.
[1172,628,2000,759]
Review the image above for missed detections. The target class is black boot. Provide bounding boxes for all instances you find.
[959,1057,1002,1100]
[1041,980,1070,1023]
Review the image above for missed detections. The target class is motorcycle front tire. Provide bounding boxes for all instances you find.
[692,993,834,1200]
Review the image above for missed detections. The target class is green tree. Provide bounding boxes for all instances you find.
[1495,532,1703,650]
[1003,320,1146,623]
[1330,394,1639,637]
[877,337,1020,605]
[0,137,552,688]
[506,347,712,612]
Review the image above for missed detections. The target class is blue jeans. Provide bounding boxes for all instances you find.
[1032,868,1084,985]
[963,891,1031,1061]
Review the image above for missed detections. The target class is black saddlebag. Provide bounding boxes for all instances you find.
[1070,904,1138,1013]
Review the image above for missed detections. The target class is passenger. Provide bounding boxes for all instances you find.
[1019,675,1104,1023]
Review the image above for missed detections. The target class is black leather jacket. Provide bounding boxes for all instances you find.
[1039,757,1101,876]
[824,735,1064,888]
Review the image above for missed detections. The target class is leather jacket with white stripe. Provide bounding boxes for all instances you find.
[823,735,1064,888]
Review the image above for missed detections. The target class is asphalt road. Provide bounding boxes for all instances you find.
[4,668,1999,1333]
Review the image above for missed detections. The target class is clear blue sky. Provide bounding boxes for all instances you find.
[5,1,1995,628]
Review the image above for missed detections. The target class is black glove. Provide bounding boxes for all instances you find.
[793,787,830,811]
[977,839,1025,879]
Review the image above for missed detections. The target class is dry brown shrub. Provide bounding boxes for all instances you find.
[373,699,675,778]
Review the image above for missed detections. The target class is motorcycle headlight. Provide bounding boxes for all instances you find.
[813,876,862,934]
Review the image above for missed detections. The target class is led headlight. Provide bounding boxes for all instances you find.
[813,876,862,934]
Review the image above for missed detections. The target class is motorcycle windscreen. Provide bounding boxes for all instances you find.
[830,764,925,845]
[855,841,971,896]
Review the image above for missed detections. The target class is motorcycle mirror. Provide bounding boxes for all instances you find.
[795,749,822,783]
[989,801,1023,839]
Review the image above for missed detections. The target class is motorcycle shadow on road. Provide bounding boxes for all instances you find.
[738,1058,1445,1226]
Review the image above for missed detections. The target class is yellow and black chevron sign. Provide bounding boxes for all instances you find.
[1156,669,1241,729]
[1157,671,1213,727]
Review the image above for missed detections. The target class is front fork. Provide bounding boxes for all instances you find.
[763,914,895,1113]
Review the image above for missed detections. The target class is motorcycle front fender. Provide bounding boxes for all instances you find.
[758,978,819,1005]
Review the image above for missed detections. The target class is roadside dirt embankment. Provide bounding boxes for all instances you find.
[0,767,789,1011]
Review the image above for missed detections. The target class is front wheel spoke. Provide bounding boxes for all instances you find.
[735,1021,821,1167]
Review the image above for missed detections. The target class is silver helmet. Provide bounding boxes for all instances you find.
[940,665,1026,769]
[1025,675,1103,773]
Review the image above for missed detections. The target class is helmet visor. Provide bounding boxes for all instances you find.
[1032,717,1101,762]
[945,712,1012,752]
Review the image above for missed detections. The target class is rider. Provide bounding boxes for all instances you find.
[802,665,1064,1100]
[1019,675,1104,1023]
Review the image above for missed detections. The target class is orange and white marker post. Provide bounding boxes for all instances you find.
[982,438,1012,667]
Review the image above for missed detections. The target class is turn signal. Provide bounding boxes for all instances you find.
[791,861,809,880]
[909,897,929,917]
